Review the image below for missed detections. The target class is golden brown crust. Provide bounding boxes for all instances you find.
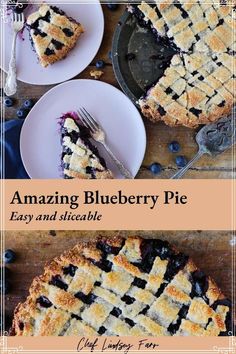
[27,4,84,68]
[11,236,231,337]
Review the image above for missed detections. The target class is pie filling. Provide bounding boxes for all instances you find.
[11,236,232,336]
[60,112,113,179]
[129,1,235,128]
[26,4,84,67]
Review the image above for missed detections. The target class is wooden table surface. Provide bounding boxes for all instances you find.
[4,230,234,332]
[1,4,235,179]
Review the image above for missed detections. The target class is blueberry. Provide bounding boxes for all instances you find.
[23,99,33,109]
[3,249,16,264]
[17,108,27,119]
[107,3,118,10]
[175,155,188,168]
[96,60,105,69]
[149,163,162,175]
[168,141,180,153]
[4,97,13,107]
[0,279,11,294]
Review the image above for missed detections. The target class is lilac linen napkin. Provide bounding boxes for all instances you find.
[0,119,29,179]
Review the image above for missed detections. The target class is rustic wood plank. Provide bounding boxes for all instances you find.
[4,230,233,331]
[1,4,234,178]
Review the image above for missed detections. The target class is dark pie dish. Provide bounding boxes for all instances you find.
[11,236,232,336]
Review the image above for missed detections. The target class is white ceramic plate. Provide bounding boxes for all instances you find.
[1,1,104,85]
[20,79,146,179]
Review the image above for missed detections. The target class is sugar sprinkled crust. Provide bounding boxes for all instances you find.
[60,114,113,179]
[27,4,84,67]
[11,236,231,336]
[130,1,235,128]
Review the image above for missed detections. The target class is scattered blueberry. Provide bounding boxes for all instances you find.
[168,141,180,153]
[149,163,162,175]
[125,53,135,61]
[107,3,118,10]
[17,108,27,119]
[96,60,105,69]
[4,97,13,107]
[23,99,33,109]
[3,249,16,264]
[175,155,188,168]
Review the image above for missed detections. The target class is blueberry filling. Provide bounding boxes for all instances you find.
[92,259,113,273]
[110,307,122,317]
[71,314,82,320]
[164,253,189,282]
[198,75,204,81]
[190,271,209,298]
[155,282,168,298]
[168,305,189,334]
[125,318,135,327]
[63,264,78,277]
[158,106,166,117]
[94,281,101,287]
[98,326,106,335]
[139,305,150,315]
[74,292,97,304]
[172,93,179,100]
[31,11,51,30]
[218,100,226,107]
[121,295,135,305]
[34,29,47,37]
[19,322,24,331]
[49,275,68,291]
[96,240,123,255]
[51,39,64,50]
[63,28,74,37]
[45,48,55,56]
[132,277,147,289]
[36,296,53,308]
[189,108,202,117]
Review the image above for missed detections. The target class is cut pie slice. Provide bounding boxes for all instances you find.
[10,236,231,336]
[60,113,113,179]
[27,4,84,67]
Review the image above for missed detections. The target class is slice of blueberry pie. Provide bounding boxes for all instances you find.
[129,1,235,128]
[26,4,84,67]
[11,236,232,336]
[60,113,113,179]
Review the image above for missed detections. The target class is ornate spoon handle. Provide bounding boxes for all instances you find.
[4,31,17,96]
[103,142,133,179]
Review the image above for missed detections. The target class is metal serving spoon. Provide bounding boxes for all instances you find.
[171,109,236,179]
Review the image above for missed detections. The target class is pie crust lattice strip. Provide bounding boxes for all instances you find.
[129,1,236,128]
[11,236,232,336]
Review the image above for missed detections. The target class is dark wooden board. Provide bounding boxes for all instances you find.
[4,230,234,331]
[1,4,235,179]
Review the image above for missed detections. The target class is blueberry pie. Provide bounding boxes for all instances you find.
[60,113,113,179]
[129,1,235,128]
[26,4,84,67]
[11,236,231,336]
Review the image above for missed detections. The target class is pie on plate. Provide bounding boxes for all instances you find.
[27,4,84,67]
[60,113,113,179]
[11,236,231,336]
[129,1,235,128]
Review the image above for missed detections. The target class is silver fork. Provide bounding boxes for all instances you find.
[4,12,25,97]
[78,107,133,179]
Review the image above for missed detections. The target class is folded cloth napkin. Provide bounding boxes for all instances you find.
[0,119,29,179]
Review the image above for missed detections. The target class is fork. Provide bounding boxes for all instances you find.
[4,12,25,97]
[77,107,134,179]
